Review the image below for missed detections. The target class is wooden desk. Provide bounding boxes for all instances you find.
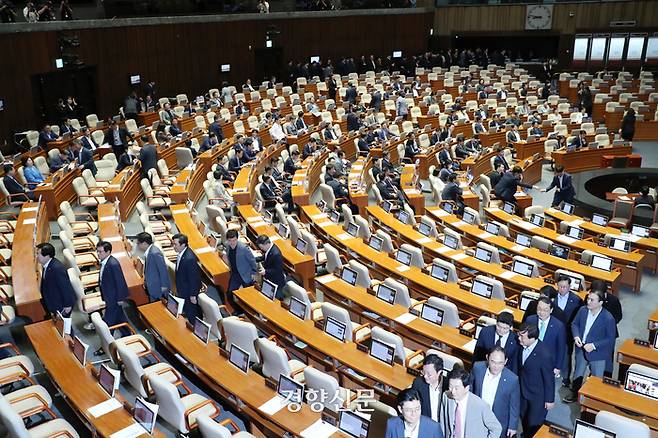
[13,202,50,322]
[231,143,289,206]
[234,287,414,397]
[291,151,329,207]
[138,302,348,438]
[97,203,145,305]
[552,145,632,173]
[516,138,546,161]
[301,205,524,324]
[34,167,81,220]
[170,204,230,292]
[347,157,370,217]
[26,320,166,437]
[601,154,642,168]
[485,207,645,292]
[103,167,144,222]
[617,339,658,382]
[400,165,424,214]
[533,425,571,438]
[635,120,658,141]
[237,205,315,290]
[314,273,476,366]
[579,377,658,434]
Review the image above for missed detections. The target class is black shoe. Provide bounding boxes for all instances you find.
[561,379,571,388]
[562,392,577,403]
[93,348,104,357]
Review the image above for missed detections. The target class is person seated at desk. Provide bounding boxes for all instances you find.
[357,131,371,155]
[215,156,234,183]
[284,114,298,136]
[295,111,308,133]
[438,143,458,171]
[78,126,96,151]
[228,148,246,173]
[405,132,421,160]
[104,120,133,157]
[208,118,224,141]
[60,118,77,136]
[506,125,522,147]
[385,388,443,438]
[302,138,317,160]
[570,130,588,149]
[441,173,464,215]
[377,170,404,203]
[243,139,257,162]
[437,164,454,184]
[72,139,97,176]
[38,124,58,148]
[541,164,575,207]
[169,118,182,137]
[528,121,543,138]
[488,115,502,132]
[473,116,486,135]
[234,100,247,117]
[284,150,301,177]
[453,136,472,159]
[475,104,489,121]
[528,111,541,125]
[493,147,510,171]
[321,123,338,143]
[487,163,505,190]
[49,149,70,172]
[634,186,656,209]
[21,156,44,189]
[160,102,174,125]
[494,166,538,205]
[496,88,507,100]
[260,174,292,211]
[116,146,137,172]
[378,121,396,142]
[199,132,219,154]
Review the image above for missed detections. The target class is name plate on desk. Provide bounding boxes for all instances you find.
[406,367,422,377]
[356,343,368,353]
[548,425,569,436]
[634,338,650,347]
[22,218,36,225]
[602,376,620,387]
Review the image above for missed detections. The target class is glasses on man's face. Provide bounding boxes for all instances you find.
[402,405,421,414]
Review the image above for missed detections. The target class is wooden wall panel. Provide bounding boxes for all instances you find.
[0,11,432,146]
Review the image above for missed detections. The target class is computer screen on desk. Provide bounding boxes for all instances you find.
[550,244,570,260]
[440,202,454,214]
[396,249,413,266]
[370,338,395,366]
[260,279,278,301]
[228,344,250,373]
[471,279,493,299]
[592,213,608,226]
[463,210,476,225]
[631,224,650,238]
[166,293,182,317]
[474,247,492,263]
[376,284,397,305]
[591,254,613,272]
[278,374,304,404]
[567,226,584,240]
[329,210,340,223]
[99,364,116,397]
[485,222,500,236]
[520,295,536,311]
[277,223,289,239]
[324,316,347,342]
[341,267,358,286]
[133,397,158,435]
[515,233,531,247]
[444,234,459,250]
[193,317,211,344]
[397,209,410,224]
[368,235,384,251]
[503,202,516,214]
[72,335,87,366]
[609,237,631,253]
[347,222,360,237]
[418,222,432,237]
[295,238,307,254]
[421,302,444,326]
[430,263,449,282]
[573,419,616,438]
[289,296,307,320]
[512,259,534,277]
[561,203,575,215]
[625,369,658,400]
[382,200,393,213]
[530,214,545,227]
[339,410,370,438]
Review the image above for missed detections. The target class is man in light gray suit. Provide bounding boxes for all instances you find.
[136,232,171,302]
[440,368,502,438]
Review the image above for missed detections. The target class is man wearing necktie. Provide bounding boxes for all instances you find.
[136,232,170,302]
[385,388,442,438]
[517,323,554,437]
[541,165,575,207]
[96,241,131,338]
[474,311,519,374]
[173,233,201,323]
[526,297,567,379]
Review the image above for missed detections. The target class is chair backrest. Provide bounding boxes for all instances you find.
[286,281,312,320]
[399,243,424,269]
[443,227,463,249]
[198,293,222,340]
[323,243,343,273]
[382,278,412,308]
[523,205,544,219]
[473,275,505,300]
[464,206,481,225]
[256,338,292,380]
[341,203,354,226]
[59,200,76,224]
[374,230,395,254]
[595,411,651,438]
[34,156,49,175]
[512,255,539,277]
[82,168,97,188]
[0,397,30,438]
[320,302,353,342]
[612,200,634,220]
[371,326,407,363]
[475,242,501,265]
[150,375,187,433]
[426,348,464,372]
[426,296,460,327]
[419,215,439,238]
[319,184,337,210]
[116,344,147,397]
[140,178,154,198]
[197,416,233,438]
[91,312,119,364]
[287,216,303,245]
[303,366,345,412]
[175,147,194,169]
[347,260,371,288]
[73,176,90,196]
[554,269,585,291]
[221,316,260,364]
[353,215,370,240]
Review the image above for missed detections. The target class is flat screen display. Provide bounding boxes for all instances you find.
[485,222,500,235]
[512,259,534,276]
[646,36,658,59]
[520,295,536,311]
[471,279,493,299]
[368,235,383,251]
[573,419,616,438]
[396,249,413,266]
[421,303,444,325]
[418,222,432,237]
[463,210,476,225]
[444,234,459,249]
[573,37,589,61]
[338,410,370,438]
[295,238,307,253]
[261,279,278,300]
[567,226,584,240]
[609,237,631,252]
[474,247,492,263]
[324,316,347,342]
[631,225,649,238]
[376,284,397,305]
[550,244,570,260]
[561,203,575,215]
[369,339,395,366]
[625,370,658,401]
[289,296,307,320]
[591,255,613,272]
[530,214,545,227]
[221,64,231,72]
[72,336,87,366]
[392,51,402,58]
[397,210,410,224]
[516,233,531,247]
[130,75,141,85]
[592,213,608,226]
[193,317,211,344]
[341,267,358,286]
[503,202,516,214]
[99,364,115,397]
[133,397,158,435]
[347,222,359,237]
[228,344,250,373]
[430,264,449,282]
[278,374,304,404]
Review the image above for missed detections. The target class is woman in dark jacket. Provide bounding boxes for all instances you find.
[620,108,636,141]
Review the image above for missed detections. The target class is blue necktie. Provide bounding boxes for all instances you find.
[522,347,531,364]
[539,320,546,341]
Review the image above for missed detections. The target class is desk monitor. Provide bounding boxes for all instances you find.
[368,235,384,251]
[375,284,397,305]
[382,200,393,213]
[166,293,183,317]
[72,335,88,367]
[561,203,575,215]
[654,333,658,350]
[347,222,360,237]
[564,274,582,292]
[567,226,584,240]
[471,279,493,299]
[278,374,304,404]
[421,302,444,326]
[515,233,531,247]
[317,199,327,212]
[228,344,250,373]
[392,50,402,58]
[418,222,432,237]
[370,338,395,366]
[573,420,616,438]
[530,214,545,227]
[221,64,231,73]
[277,223,289,239]
[485,222,500,235]
[99,364,116,397]
[609,237,631,252]
[591,254,613,272]
[503,202,516,214]
[512,259,534,277]
[338,410,370,438]
[193,317,211,344]
[262,208,273,222]
[324,316,347,342]
[550,244,570,260]
[592,213,608,226]
[261,279,278,301]
[289,296,307,320]
[440,202,454,214]
[130,74,141,85]
[133,397,158,435]
[397,209,410,224]
[54,311,69,338]
[396,248,413,266]
[310,55,320,63]
[430,263,449,282]
[444,234,459,250]
[631,224,650,238]
[463,210,476,225]
[625,369,658,400]
[474,247,492,263]
[519,295,536,311]
[295,238,307,254]
[329,210,340,223]
[341,267,358,286]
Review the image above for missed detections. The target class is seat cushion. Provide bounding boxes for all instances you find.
[0,249,11,261]
[76,253,98,266]
[0,284,13,299]
[148,197,170,208]
[144,363,179,385]
[28,418,80,438]
[115,334,151,357]
[181,393,218,428]
[5,384,53,414]
[1,305,15,324]
[289,360,306,383]
[0,355,34,381]
[72,222,98,234]
[82,293,105,313]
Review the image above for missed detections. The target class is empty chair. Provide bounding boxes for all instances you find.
[91,312,157,366]
[530,235,552,252]
[141,178,171,209]
[346,260,372,288]
[352,215,370,240]
[419,296,460,327]
[399,243,424,269]
[197,417,250,438]
[323,243,343,274]
[443,228,463,249]
[419,216,439,238]
[303,367,351,413]
[59,201,97,235]
[431,258,459,283]
[221,317,260,365]
[198,293,227,340]
[0,398,80,438]
[256,337,306,383]
[472,275,505,300]
[594,410,651,438]
[475,242,501,265]
[523,205,544,220]
[379,277,416,308]
[117,344,189,399]
[175,147,194,169]
[370,326,424,368]
[286,281,322,320]
[86,113,99,127]
[73,176,106,207]
[320,302,370,342]
[511,255,539,277]
[0,344,36,389]
[608,200,634,229]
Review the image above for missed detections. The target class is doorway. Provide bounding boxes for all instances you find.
[254,47,284,84]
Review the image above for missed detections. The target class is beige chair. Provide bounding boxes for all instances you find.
[255,337,306,383]
[197,416,250,438]
[59,201,97,235]
[141,178,171,209]
[220,317,260,365]
[0,397,79,438]
[303,366,352,413]
[92,312,157,367]
[73,176,106,207]
[0,344,36,389]
[198,292,228,340]
[320,302,370,342]
[175,147,194,169]
[370,326,424,368]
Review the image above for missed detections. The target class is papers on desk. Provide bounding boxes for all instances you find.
[514,220,538,230]
[406,189,420,195]
[396,265,411,272]
[489,207,501,212]
[452,220,467,228]
[22,218,36,225]
[336,233,352,241]
[269,235,281,242]
[477,232,493,239]
[113,251,127,258]
[499,270,518,280]
[432,208,449,217]
[436,246,450,254]
[249,221,267,228]
[570,219,584,226]
[105,236,122,242]
[556,235,576,245]
[246,216,262,223]
[622,233,641,242]
[317,221,334,228]
[416,237,433,244]
[23,206,38,212]
[310,214,327,220]
[99,216,118,222]
[88,398,123,418]
[394,312,417,324]
[175,208,189,214]
[462,339,477,353]
[546,207,557,213]
[351,165,363,171]
[452,253,467,261]
[109,422,147,438]
[316,274,336,285]
[196,247,214,254]
[258,395,288,416]
[300,419,339,438]
[511,244,527,252]
[618,195,630,201]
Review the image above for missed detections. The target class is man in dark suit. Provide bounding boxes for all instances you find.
[345,83,357,105]
[228,148,245,173]
[357,132,371,155]
[437,144,455,170]
[2,164,34,201]
[60,118,77,136]
[302,138,317,159]
[592,280,622,377]
[256,235,286,300]
[139,137,157,179]
[541,165,575,207]
[49,150,70,173]
[38,125,58,148]
[173,233,201,323]
[470,347,520,438]
[96,241,131,337]
[441,173,464,215]
[72,140,97,176]
[517,323,555,437]
[223,229,257,312]
[385,388,443,438]
[104,120,133,157]
[346,108,360,132]
[571,130,588,149]
[494,166,537,204]
[371,90,382,112]
[528,121,543,138]
[78,127,97,151]
[284,151,301,176]
[487,163,505,192]
[411,353,444,422]
[208,120,224,141]
[474,311,519,374]
[526,297,567,380]
[554,275,583,387]
[492,148,510,172]
[136,232,170,302]
[36,243,76,318]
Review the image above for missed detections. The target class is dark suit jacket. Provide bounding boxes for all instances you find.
[38,131,58,147]
[487,171,503,190]
[228,156,242,173]
[175,248,201,300]
[3,175,26,196]
[554,292,583,326]
[80,136,96,150]
[208,122,224,141]
[345,87,357,104]
[385,416,443,438]
[470,361,520,437]
[545,173,575,197]
[116,153,134,172]
[104,127,131,147]
[492,155,509,171]
[346,113,360,132]
[260,183,277,201]
[284,158,299,175]
[49,154,69,172]
[474,325,519,374]
[377,180,398,201]
[144,245,170,299]
[261,245,285,296]
[526,315,566,370]
[438,150,453,167]
[411,376,447,420]
[494,172,532,202]
[518,341,555,421]
[571,306,616,362]
[139,144,158,179]
[441,182,462,203]
[100,256,129,305]
[41,258,76,315]
[60,124,77,136]
[77,146,97,176]
[522,301,567,326]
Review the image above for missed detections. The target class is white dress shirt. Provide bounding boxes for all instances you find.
[582,308,602,343]
[522,340,538,364]
[269,122,285,142]
[428,382,441,422]
[404,420,420,438]
[556,292,569,311]
[481,369,502,409]
[99,256,109,282]
[494,331,509,348]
